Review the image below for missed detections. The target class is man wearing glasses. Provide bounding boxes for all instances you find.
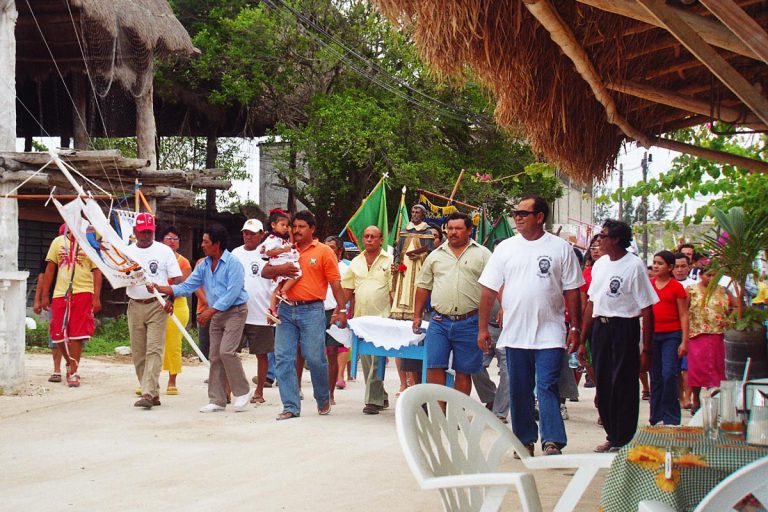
[478,196,584,456]
[580,220,657,453]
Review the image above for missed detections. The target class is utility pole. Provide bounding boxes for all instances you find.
[617,163,624,221]
[641,152,652,263]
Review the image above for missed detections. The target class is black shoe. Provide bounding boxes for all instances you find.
[152,396,161,406]
[514,443,535,459]
[363,404,380,415]
[264,378,274,388]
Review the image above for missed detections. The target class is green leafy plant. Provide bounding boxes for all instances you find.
[700,206,768,330]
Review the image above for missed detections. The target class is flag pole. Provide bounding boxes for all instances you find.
[49,151,209,365]
[394,185,407,237]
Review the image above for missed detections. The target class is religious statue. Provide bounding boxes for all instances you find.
[390,204,436,320]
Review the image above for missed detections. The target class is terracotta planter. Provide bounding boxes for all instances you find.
[725,325,768,380]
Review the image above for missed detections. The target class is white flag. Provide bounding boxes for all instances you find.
[52,197,147,289]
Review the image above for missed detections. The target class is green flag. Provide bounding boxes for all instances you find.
[482,216,515,249]
[476,207,492,246]
[345,177,388,250]
[388,188,409,247]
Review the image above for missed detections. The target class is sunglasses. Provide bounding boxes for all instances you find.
[512,210,539,218]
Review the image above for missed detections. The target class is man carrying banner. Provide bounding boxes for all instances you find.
[390,204,435,320]
[40,224,102,387]
[124,213,182,409]
[153,225,252,413]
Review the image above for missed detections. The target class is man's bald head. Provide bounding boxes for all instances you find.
[362,226,383,252]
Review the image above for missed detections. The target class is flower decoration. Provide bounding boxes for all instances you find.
[397,263,407,273]
[654,468,681,492]
[628,445,666,469]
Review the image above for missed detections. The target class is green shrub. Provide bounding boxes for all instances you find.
[26,321,50,348]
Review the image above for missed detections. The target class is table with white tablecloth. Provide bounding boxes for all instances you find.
[342,316,429,383]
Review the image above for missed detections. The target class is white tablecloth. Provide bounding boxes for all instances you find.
[347,316,428,350]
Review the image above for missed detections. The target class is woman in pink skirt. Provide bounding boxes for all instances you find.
[686,265,733,414]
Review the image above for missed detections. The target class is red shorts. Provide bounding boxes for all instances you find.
[50,293,95,342]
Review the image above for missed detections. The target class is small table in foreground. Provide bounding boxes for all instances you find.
[600,425,768,512]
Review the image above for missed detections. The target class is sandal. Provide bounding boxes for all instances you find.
[276,411,299,421]
[642,390,650,401]
[335,380,346,390]
[48,373,62,383]
[167,386,179,395]
[67,374,81,388]
[250,392,265,404]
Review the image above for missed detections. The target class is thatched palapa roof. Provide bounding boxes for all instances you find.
[374,0,768,181]
[17,0,196,95]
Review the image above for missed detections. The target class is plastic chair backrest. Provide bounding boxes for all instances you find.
[395,383,539,511]
[695,456,768,511]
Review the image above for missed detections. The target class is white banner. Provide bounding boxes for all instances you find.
[113,209,138,245]
[52,198,147,290]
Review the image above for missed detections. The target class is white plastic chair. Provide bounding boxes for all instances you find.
[637,456,768,512]
[395,384,615,512]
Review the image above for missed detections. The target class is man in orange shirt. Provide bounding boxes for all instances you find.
[262,210,347,420]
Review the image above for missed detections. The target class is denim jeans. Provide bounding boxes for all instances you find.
[650,330,682,425]
[274,302,329,415]
[506,347,567,448]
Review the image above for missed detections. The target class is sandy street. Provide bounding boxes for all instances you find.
[0,353,630,511]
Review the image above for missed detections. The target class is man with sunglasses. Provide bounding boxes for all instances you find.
[478,196,584,456]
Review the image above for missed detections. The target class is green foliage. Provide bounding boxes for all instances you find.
[25,321,50,348]
[84,316,131,354]
[607,125,768,225]
[700,207,768,329]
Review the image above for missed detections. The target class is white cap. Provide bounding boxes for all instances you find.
[241,219,264,232]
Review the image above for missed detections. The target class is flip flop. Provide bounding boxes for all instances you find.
[67,374,80,388]
[135,387,142,396]
[167,386,179,395]
[276,411,299,421]
[48,373,62,383]
[250,393,265,404]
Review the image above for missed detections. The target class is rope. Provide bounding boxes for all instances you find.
[2,159,52,197]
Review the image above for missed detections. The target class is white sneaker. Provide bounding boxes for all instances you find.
[199,403,226,413]
[232,392,251,412]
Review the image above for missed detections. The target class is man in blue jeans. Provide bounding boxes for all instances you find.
[262,210,347,420]
[478,196,584,456]
[412,212,491,396]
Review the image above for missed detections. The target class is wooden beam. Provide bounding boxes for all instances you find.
[135,81,157,171]
[651,137,768,174]
[699,0,768,65]
[636,0,768,126]
[522,0,650,147]
[607,80,766,129]
[641,47,742,80]
[576,0,759,60]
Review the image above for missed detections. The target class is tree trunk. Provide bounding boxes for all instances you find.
[286,148,297,214]
[206,134,218,213]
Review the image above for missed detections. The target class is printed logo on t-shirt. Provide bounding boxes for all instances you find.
[250,262,260,276]
[309,257,317,266]
[148,260,159,275]
[607,276,623,297]
[536,255,552,278]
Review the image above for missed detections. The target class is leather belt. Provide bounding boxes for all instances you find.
[434,309,478,321]
[281,299,322,307]
[131,296,167,304]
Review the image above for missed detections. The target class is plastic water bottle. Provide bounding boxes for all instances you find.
[567,351,580,369]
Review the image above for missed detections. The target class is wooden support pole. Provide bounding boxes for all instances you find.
[651,137,768,174]
[135,81,157,171]
[72,72,88,150]
[523,0,651,147]
[575,0,759,60]
[636,0,768,126]
[447,169,465,205]
[606,80,767,130]
[699,0,768,66]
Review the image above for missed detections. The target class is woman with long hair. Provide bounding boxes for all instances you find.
[649,250,689,425]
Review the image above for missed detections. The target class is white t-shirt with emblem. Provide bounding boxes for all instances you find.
[478,232,585,350]
[124,242,182,300]
[588,251,658,318]
[232,243,276,325]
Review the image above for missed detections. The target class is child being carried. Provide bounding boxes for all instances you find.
[262,209,302,323]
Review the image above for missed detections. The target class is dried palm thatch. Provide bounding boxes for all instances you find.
[374,0,768,182]
[17,0,195,96]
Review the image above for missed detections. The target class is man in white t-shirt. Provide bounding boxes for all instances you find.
[580,219,658,452]
[478,196,584,457]
[124,213,183,409]
[231,218,274,404]
[673,252,696,289]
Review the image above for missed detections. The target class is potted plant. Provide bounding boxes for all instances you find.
[700,206,768,380]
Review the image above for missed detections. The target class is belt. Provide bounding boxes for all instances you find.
[434,309,478,321]
[281,299,322,307]
[131,296,167,304]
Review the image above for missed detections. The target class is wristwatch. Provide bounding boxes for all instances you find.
[570,326,581,334]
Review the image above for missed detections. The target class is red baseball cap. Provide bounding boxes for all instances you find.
[134,213,156,232]
[58,223,68,235]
